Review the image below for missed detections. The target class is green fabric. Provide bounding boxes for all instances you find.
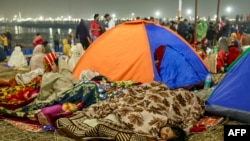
[227,47,250,71]
[196,20,208,42]
[44,45,52,54]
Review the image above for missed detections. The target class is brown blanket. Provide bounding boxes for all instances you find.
[56,82,205,140]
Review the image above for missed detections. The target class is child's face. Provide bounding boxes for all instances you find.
[159,126,177,140]
[51,62,58,73]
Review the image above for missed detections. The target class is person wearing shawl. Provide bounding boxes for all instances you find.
[0,46,45,87]
[29,45,45,71]
[240,33,250,51]
[68,43,85,71]
[227,40,241,66]
[32,33,43,47]
[76,19,91,49]
[42,41,52,54]
[196,20,208,42]
[8,46,28,67]
[218,37,229,53]
[34,55,79,105]
[62,38,71,56]
[231,33,242,52]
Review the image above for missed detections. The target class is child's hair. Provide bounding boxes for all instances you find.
[158,125,186,141]
[168,126,186,141]
[42,41,49,46]
[91,75,108,81]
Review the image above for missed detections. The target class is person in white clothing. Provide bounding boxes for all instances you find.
[104,13,115,31]
[8,46,28,67]
[68,43,85,71]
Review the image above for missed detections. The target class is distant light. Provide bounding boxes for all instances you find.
[39,16,44,21]
[131,13,135,16]
[226,6,232,13]
[214,15,217,18]
[187,9,192,15]
[111,13,116,18]
[68,28,72,34]
[155,11,160,17]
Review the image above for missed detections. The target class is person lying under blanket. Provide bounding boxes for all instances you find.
[56,81,205,141]
[0,54,137,127]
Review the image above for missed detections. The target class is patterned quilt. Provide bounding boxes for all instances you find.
[56,82,205,140]
[0,80,136,127]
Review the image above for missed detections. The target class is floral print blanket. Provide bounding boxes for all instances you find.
[56,82,205,139]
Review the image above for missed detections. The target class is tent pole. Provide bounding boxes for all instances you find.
[216,0,220,24]
[178,0,182,22]
[194,0,198,46]
[214,0,221,45]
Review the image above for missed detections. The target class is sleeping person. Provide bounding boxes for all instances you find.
[56,82,205,141]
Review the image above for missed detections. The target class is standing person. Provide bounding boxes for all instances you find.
[0,34,8,53]
[170,21,177,32]
[33,33,43,47]
[62,39,71,56]
[68,43,85,71]
[5,29,12,50]
[53,31,60,51]
[206,22,216,49]
[104,14,115,31]
[90,14,101,41]
[177,19,188,40]
[75,19,91,49]
[68,32,76,47]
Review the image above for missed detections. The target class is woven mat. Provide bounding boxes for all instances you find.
[3,118,43,132]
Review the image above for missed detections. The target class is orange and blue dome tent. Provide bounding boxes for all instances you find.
[73,20,208,89]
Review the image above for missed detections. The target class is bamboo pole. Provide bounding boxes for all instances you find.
[194,0,198,45]
[216,0,220,24]
[215,0,221,45]
[178,0,182,22]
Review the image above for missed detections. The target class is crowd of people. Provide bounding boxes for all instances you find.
[163,18,250,73]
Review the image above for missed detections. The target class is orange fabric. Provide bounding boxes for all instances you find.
[9,77,18,87]
[237,33,242,40]
[0,80,10,87]
[0,77,17,88]
[73,22,154,82]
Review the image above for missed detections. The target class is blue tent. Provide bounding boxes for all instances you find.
[206,50,250,123]
[144,24,209,88]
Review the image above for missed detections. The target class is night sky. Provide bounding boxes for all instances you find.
[1,0,250,19]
